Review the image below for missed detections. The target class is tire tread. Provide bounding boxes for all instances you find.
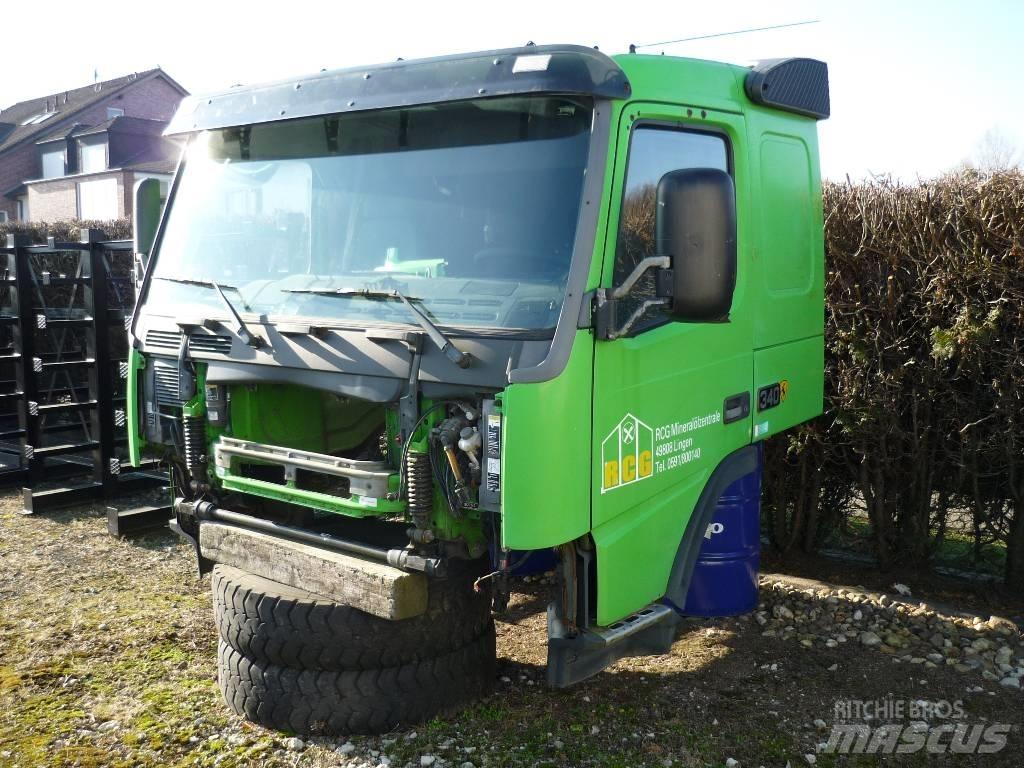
[212,560,492,671]
[217,626,496,736]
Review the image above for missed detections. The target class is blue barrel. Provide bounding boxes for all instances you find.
[508,548,558,576]
[681,449,763,617]
[489,543,558,576]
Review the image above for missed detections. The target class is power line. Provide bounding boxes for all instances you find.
[633,19,820,51]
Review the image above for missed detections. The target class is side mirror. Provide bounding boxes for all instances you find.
[656,168,737,322]
[133,177,162,273]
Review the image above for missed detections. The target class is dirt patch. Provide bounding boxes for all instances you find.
[0,492,1021,767]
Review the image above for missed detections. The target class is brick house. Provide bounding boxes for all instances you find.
[0,69,188,223]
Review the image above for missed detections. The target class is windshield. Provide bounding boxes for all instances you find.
[146,96,593,332]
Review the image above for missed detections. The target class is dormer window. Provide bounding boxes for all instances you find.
[20,111,57,125]
[41,146,66,178]
[80,140,107,173]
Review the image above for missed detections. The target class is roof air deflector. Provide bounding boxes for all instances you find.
[745,58,829,120]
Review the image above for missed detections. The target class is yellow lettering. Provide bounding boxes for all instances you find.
[639,450,653,478]
[603,460,619,489]
[623,454,636,483]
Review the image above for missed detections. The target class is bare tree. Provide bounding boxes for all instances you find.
[971,127,1021,171]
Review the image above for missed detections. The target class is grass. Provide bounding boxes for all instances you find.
[1,493,1021,767]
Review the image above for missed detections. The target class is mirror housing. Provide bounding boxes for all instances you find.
[133,177,162,269]
[656,168,737,322]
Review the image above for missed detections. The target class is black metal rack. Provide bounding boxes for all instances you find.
[0,228,167,520]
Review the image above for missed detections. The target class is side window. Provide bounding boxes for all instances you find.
[614,126,729,331]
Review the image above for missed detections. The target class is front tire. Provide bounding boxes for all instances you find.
[212,559,493,670]
[217,625,496,736]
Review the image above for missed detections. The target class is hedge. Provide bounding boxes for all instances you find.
[763,170,1024,588]
[0,218,131,244]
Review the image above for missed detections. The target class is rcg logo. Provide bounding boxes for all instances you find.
[601,413,654,492]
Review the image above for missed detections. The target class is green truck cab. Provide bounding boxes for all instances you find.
[128,45,827,726]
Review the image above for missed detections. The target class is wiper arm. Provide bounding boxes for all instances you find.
[285,287,471,368]
[155,276,262,348]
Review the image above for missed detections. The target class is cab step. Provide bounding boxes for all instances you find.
[546,602,679,688]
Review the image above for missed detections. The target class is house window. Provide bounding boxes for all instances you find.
[16,198,27,221]
[41,147,66,179]
[77,178,118,219]
[80,141,107,174]
[106,107,124,119]
[0,211,8,223]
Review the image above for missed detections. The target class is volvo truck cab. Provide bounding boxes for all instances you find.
[128,45,828,734]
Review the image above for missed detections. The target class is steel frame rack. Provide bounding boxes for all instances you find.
[0,228,168,520]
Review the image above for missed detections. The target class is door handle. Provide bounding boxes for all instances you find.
[723,392,750,424]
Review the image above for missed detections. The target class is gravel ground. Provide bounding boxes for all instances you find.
[1,491,1021,768]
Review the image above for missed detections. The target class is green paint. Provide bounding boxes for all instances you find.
[753,335,824,441]
[387,402,486,551]
[375,252,447,278]
[580,55,824,623]
[226,382,382,454]
[217,472,405,516]
[125,347,146,467]
[501,331,593,550]
[127,51,825,632]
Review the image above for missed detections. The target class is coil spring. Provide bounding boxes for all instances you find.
[405,450,432,529]
[182,414,207,485]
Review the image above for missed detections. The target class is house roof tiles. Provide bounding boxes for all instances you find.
[0,70,185,155]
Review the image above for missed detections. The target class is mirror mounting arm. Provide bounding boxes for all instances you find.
[594,255,673,340]
[608,256,670,300]
[595,296,670,340]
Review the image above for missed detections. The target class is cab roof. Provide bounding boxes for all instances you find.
[165,44,631,136]
[166,45,827,137]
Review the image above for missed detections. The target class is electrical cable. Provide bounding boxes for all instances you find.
[397,400,451,499]
[397,399,472,499]
[429,439,462,516]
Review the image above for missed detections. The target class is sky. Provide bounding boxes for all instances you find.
[2,0,1022,181]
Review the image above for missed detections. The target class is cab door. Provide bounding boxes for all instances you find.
[590,105,753,625]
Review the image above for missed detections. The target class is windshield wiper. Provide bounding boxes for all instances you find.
[155,276,263,348]
[284,287,472,368]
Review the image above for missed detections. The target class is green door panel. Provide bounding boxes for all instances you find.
[592,325,753,530]
[590,329,752,623]
[746,123,825,350]
[592,465,711,625]
[752,334,824,441]
[501,330,593,550]
[591,103,753,625]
